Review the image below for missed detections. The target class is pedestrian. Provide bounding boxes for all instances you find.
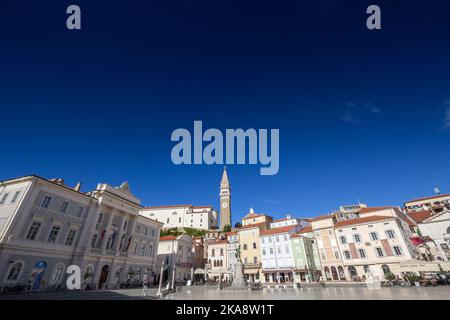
[142,279,148,297]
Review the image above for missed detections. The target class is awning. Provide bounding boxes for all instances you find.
[439,262,450,272]
[244,269,260,275]
[391,260,441,273]
[194,268,206,275]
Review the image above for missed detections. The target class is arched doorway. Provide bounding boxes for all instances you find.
[348,266,357,280]
[331,267,339,281]
[98,265,109,289]
[338,266,346,280]
[324,267,332,281]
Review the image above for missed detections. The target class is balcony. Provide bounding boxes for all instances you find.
[244,262,262,269]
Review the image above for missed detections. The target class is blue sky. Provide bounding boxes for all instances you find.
[1,1,450,224]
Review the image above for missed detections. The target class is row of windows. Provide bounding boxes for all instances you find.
[211,248,224,257]
[242,242,257,250]
[0,191,21,206]
[262,245,290,256]
[261,234,289,243]
[41,195,85,218]
[339,230,396,245]
[342,246,403,260]
[25,221,78,245]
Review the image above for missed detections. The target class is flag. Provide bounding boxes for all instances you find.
[126,235,133,251]
[110,232,117,248]
[100,229,106,239]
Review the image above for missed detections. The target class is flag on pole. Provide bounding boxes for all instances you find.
[126,235,133,250]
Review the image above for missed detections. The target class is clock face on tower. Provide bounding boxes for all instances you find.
[222,202,228,208]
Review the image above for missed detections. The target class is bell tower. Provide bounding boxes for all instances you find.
[219,167,231,230]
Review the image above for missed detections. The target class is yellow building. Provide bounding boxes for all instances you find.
[237,210,271,283]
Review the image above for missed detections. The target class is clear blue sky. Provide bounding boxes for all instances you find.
[1,1,450,223]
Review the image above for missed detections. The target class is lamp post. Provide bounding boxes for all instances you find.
[156,265,164,298]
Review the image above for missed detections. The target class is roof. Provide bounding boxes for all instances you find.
[407,210,434,224]
[237,222,266,231]
[310,214,334,222]
[207,239,228,245]
[159,235,178,241]
[243,213,266,220]
[261,225,296,236]
[226,231,237,236]
[405,194,450,204]
[334,215,393,228]
[143,204,192,209]
[358,206,396,214]
[298,226,313,234]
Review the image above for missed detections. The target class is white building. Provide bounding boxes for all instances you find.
[404,194,450,214]
[157,234,194,284]
[269,215,303,229]
[417,210,450,261]
[259,225,300,283]
[226,231,239,274]
[140,205,218,230]
[0,175,162,291]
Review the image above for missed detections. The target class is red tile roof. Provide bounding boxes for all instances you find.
[298,226,313,234]
[358,206,396,214]
[310,214,334,222]
[405,194,450,204]
[334,215,393,228]
[261,225,296,236]
[226,231,237,236]
[407,210,433,224]
[243,213,266,220]
[237,222,267,230]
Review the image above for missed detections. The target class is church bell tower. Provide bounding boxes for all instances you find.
[219,167,231,230]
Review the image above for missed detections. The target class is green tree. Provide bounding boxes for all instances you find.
[223,224,232,233]
[234,222,242,228]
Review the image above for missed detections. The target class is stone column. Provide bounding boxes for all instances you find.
[115,212,127,255]
[101,209,115,250]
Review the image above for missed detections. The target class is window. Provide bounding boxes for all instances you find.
[96,213,103,229]
[60,201,69,214]
[283,234,288,241]
[11,191,20,203]
[277,247,282,254]
[136,225,141,233]
[243,244,247,250]
[340,236,347,244]
[140,244,145,256]
[364,265,370,274]
[375,247,384,257]
[90,234,98,248]
[268,237,272,243]
[144,227,148,235]
[386,230,396,239]
[0,193,9,205]
[166,218,170,224]
[7,262,23,281]
[393,246,402,256]
[220,248,224,256]
[285,246,290,253]
[26,221,41,240]
[253,256,258,264]
[76,206,84,217]
[253,242,257,249]
[65,229,77,245]
[152,229,155,237]
[41,195,52,208]
[334,251,340,259]
[344,251,351,260]
[370,232,379,241]
[353,234,362,243]
[275,236,279,242]
[212,249,215,257]
[321,251,326,260]
[179,217,182,223]
[48,226,61,243]
[262,249,266,256]
[359,249,367,258]
[447,227,450,235]
[269,248,274,254]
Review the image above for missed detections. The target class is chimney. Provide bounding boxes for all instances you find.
[74,183,82,192]
[249,207,254,214]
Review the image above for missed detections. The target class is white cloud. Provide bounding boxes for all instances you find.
[366,102,382,114]
[444,100,450,128]
[341,112,360,124]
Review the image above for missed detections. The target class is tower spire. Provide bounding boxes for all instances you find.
[220,166,230,189]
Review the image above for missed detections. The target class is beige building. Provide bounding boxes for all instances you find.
[404,194,450,214]
[219,168,231,230]
[311,215,344,281]
[206,239,229,280]
[241,209,273,227]
[237,221,269,283]
[334,215,418,281]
